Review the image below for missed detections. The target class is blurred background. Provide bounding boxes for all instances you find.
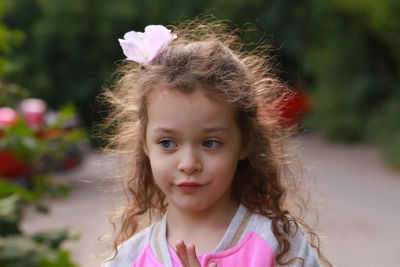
[0,0,399,266]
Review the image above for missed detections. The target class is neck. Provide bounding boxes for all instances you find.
[166,197,238,255]
[167,199,238,231]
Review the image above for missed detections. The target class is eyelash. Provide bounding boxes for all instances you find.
[202,139,221,148]
[157,139,222,149]
[159,139,176,149]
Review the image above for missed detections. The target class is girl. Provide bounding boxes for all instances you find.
[101,18,331,267]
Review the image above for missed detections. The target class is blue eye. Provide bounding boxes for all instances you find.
[203,140,221,148]
[159,140,176,149]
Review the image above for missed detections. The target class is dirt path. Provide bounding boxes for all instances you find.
[301,136,400,267]
[21,153,120,267]
[21,136,400,267]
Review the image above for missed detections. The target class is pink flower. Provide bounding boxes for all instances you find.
[0,107,18,127]
[20,98,47,129]
[118,25,177,64]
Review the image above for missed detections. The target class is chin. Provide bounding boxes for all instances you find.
[176,201,213,213]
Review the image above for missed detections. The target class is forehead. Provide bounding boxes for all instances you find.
[146,88,238,132]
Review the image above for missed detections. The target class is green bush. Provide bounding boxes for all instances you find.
[0,179,78,267]
[0,103,87,175]
[0,3,80,265]
[302,0,400,167]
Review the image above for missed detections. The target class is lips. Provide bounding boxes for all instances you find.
[177,182,202,192]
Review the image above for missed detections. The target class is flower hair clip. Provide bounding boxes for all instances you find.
[118,25,177,64]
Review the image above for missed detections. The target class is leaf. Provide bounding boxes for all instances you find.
[32,175,70,200]
[0,179,38,201]
[39,250,78,267]
[31,229,73,249]
[0,236,56,265]
[0,195,23,236]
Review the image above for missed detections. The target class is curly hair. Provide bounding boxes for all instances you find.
[100,16,331,266]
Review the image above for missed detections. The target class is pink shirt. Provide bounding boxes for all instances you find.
[104,205,320,267]
[133,231,274,266]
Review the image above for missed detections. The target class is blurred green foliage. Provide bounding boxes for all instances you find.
[0,83,29,107]
[0,188,78,267]
[0,2,80,265]
[0,103,87,172]
[0,0,24,77]
[0,163,76,267]
[0,177,70,233]
[0,173,76,267]
[1,118,42,161]
[1,0,399,166]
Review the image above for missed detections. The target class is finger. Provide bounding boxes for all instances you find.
[186,244,201,267]
[175,240,189,266]
[208,263,218,267]
[175,240,188,265]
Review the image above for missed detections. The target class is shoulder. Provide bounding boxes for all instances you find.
[249,212,320,267]
[102,222,159,267]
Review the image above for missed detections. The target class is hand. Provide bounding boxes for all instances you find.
[175,240,217,267]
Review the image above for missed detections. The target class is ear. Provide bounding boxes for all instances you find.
[143,142,149,156]
[239,150,247,160]
[142,135,149,156]
[239,143,248,160]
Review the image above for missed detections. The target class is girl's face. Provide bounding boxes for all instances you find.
[144,88,246,213]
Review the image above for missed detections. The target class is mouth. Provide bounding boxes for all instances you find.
[176,182,202,192]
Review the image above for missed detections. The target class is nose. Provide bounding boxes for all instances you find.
[177,147,202,175]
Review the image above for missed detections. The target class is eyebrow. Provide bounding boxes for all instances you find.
[152,127,177,134]
[152,126,230,135]
[202,127,230,134]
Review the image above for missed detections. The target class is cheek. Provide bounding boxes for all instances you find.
[149,157,174,182]
[208,156,239,179]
